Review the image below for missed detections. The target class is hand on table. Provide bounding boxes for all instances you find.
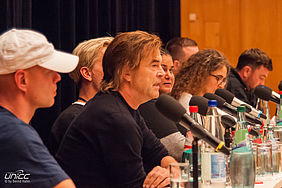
[143,166,170,188]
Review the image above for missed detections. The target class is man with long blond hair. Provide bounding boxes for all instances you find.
[56,31,177,187]
[50,37,113,154]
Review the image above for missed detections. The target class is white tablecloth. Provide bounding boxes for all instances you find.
[226,173,282,188]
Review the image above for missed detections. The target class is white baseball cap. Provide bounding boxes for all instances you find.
[0,28,79,75]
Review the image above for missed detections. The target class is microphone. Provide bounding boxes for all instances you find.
[189,95,262,126]
[254,85,280,104]
[204,93,238,115]
[189,95,238,122]
[215,88,266,119]
[279,81,282,91]
[221,115,236,129]
[155,94,230,155]
[203,93,263,125]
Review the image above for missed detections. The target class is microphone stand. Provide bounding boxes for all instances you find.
[192,137,199,188]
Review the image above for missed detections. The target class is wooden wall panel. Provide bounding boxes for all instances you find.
[181,0,281,116]
[204,22,220,49]
[181,0,241,66]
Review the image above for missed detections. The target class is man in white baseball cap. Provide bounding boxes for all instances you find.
[0,28,78,187]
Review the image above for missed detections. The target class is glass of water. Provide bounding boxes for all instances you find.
[170,163,190,188]
[256,143,272,180]
[276,142,282,173]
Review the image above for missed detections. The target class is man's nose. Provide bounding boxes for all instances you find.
[157,67,165,77]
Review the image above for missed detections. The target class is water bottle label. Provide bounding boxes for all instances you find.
[234,129,248,144]
[211,154,226,179]
[279,110,282,119]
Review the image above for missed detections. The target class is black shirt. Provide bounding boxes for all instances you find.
[226,67,258,107]
[139,99,180,138]
[139,99,187,161]
[50,102,84,155]
[56,91,168,188]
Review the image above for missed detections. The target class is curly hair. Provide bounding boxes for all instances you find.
[171,49,230,100]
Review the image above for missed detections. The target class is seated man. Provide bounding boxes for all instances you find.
[226,48,273,107]
[165,37,199,75]
[0,29,78,187]
[50,37,113,154]
[56,31,177,188]
[139,48,186,162]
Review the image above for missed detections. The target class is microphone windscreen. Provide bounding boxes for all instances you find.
[254,85,272,101]
[189,96,209,116]
[215,89,235,104]
[155,94,186,123]
[221,115,236,129]
[204,93,226,108]
[279,81,282,91]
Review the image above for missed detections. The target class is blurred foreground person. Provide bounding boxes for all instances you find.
[0,29,78,187]
[56,31,177,188]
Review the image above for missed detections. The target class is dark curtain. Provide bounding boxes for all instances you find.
[0,0,180,147]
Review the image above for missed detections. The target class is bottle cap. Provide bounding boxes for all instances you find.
[237,106,246,112]
[208,100,217,107]
[189,106,198,113]
[280,91,282,94]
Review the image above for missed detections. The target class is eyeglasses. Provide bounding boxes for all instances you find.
[209,74,227,86]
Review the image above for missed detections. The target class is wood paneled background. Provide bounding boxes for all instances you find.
[181,0,282,116]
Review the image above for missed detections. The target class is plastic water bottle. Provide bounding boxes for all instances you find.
[230,106,255,188]
[182,106,201,183]
[201,100,226,187]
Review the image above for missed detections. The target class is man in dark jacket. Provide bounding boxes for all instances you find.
[226,48,273,107]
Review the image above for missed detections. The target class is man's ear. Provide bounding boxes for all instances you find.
[241,66,252,79]
[80,67,93,82]
[14,70,27,92]
[173,60,180,69]
[173,60,181,74]
[121,65,132,82]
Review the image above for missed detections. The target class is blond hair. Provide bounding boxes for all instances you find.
[69,37,113,86]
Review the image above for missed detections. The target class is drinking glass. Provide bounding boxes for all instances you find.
[277,142,282,173]
[256,143,272,177]
[170,163,190,188]
[272,142,282,180]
